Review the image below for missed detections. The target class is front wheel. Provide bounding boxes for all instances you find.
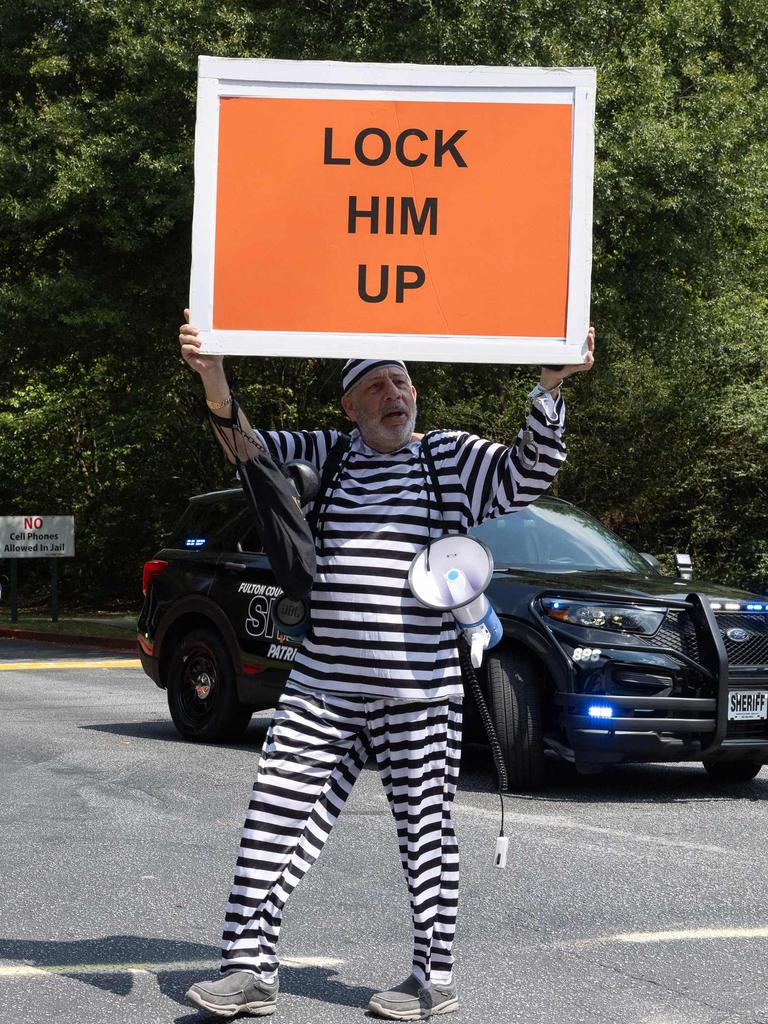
[166,627,252,742]
[703,759,763,783]
[485,646,547,792]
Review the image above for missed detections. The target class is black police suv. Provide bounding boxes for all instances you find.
[138,489,768,790]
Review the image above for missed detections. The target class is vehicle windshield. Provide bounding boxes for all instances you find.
[469,498,653,574]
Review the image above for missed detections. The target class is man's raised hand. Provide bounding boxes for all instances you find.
[179,308,224,376]
[540,326,595,391]
[562,326,596,379]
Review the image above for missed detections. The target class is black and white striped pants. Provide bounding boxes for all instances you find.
[220,681,463,986]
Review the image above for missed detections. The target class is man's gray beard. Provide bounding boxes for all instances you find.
[357,402,418,453]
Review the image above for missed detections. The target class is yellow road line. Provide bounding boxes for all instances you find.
[0,955,343,978]
[0,659,140,671]
[563,926,768,948]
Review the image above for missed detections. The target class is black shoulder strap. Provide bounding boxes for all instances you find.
[307,432,351,536]
[421,431,468,537]
[420,430,445,517]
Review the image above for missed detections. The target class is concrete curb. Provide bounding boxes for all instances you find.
[0,627,137,654]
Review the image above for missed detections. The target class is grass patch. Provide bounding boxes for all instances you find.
[0,611,136,639]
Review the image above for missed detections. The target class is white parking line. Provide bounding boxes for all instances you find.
[0,955,343,978]
[0,659,140,671]
[455,802,732,854]
[561,926,768,947]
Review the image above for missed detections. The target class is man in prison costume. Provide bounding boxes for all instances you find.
[179,314,594,1019]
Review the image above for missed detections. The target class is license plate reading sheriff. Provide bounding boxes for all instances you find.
[728,691,768,721]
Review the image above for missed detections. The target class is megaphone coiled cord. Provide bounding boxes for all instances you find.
[458,637,508,837]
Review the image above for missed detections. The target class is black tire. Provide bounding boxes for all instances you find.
[166,627,252,742]
[703,759,763,783]
[486,646,546,792]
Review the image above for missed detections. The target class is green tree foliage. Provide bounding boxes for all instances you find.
[0,0,766,604]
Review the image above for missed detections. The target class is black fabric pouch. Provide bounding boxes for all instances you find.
[209,398,316,599]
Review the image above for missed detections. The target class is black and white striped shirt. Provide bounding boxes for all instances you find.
[254,393,566,700]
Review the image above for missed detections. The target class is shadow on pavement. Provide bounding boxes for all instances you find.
[80,717,272,750]
[459,743,768,802]
[0,934,376,1012]
[79,720,767,804]
[508,759,767,803]
[0,935,217,998]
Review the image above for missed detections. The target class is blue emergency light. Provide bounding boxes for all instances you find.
[710,600,767,612]
[587,704,615,720]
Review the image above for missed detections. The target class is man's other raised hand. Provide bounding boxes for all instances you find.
[179,308,224,377]
[540,326,595,391]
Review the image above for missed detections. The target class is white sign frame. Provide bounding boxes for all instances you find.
[191,57,596,365]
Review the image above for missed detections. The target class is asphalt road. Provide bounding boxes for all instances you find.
[1,637,767,1024]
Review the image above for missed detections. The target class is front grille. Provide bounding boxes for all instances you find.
[643,610,701,663]
[715,612,768,667]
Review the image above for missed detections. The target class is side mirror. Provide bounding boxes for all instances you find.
[639,552,662,574]
[675,553,693,580]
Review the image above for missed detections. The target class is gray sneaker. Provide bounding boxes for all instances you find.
[185,970,279,1018]
[368,975,458,1020]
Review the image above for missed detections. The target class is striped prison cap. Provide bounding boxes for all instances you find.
[341,358,410,396]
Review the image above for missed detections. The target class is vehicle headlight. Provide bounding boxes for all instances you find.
[540,598,666,636]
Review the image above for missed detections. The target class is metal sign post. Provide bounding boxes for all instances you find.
[9,558,18,623]
[50,559,60,623]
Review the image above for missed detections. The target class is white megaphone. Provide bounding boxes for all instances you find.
[408,536,503,668]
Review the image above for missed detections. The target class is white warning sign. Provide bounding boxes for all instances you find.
[0,516,75,558]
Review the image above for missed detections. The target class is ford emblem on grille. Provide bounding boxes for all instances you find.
[726,627,751,643]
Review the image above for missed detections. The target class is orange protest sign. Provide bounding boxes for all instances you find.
[191,59,595,364]
[213,97,572,338]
